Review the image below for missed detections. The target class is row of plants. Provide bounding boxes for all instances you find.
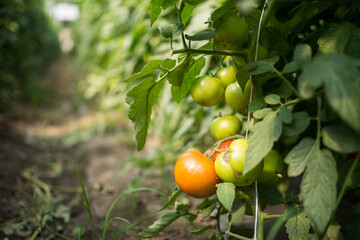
[0,0,60,106]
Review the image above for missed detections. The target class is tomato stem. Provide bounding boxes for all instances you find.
[172,48,248,57]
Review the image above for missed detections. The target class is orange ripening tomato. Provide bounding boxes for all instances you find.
[211,140,235,160]
[174,151,221,198]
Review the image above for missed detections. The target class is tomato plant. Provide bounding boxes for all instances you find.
[174,151,220,198]
[190,75,225,107]
[210,115,242,140]
[121,0,360,239]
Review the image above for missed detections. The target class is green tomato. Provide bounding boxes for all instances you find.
[213,12,249,50]
[225,80,251,112]
[216,65,237,87]
[214,139,263,187]
[210,115,242,140]
[190,75,225,107]
[257,150,284,186]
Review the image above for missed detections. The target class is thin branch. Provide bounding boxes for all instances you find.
[172,48,248,57]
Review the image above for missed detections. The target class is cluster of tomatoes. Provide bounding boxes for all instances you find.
[174,114,284,199]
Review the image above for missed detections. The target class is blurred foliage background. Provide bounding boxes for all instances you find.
[0,0,61,106]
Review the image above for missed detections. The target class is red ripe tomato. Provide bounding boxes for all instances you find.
[211,140,235,160]
[174,151,221,198]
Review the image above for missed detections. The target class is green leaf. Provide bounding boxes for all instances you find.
[210,5,234,23]
[285,207,311,240]
[322,125,360,154]
[298,54,360,133]
[138,212,181,238]
[244,111,282,174]
[151,0,162,26]
[243,56,280,76]
[161,58,176,70]
[258,186,284,205]
[278,106,293,124]
[159,25,173,39]
[126,78,165,151]
[181,3,196,26]
[162,0,178,9]
[284,137,316,177]
[154,188,182,212]
[264,94,281,105]
[301,148,338,235]
[125,60,162,82]
[217,182,236,212]
[282,111,310,137]
[185,28,217,41]
[167,56,191,87]
[262,27,291,56]
[294,44,312,68]
[186,0,206,5]
[171,57,205,102]
[253,108,273,119]
[230,199,246,224]
[248,97,266,113]
[277,81,293,99]
[236,68,249,91]
[283,61,299,74]
[188,225,212,234]
[318,22,360,59]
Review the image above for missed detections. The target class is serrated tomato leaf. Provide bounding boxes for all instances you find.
[171,57,205,102]
[282,111,310,137]
[125,78,165,151]
[298,54,360,133]
[322,124,360,153]
[300,148,337,235]
[243,56,280,76]
[244,111,282,174]
[284,137,316,177]
[285,207,311,239]
[125,60,162,82]
[217,182,235,212]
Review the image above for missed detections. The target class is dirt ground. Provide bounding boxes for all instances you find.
[0,55,215,239]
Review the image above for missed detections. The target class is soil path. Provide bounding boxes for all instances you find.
[0,52,210,239]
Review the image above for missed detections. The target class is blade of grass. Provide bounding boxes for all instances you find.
[76,164,94,239]
[102,187,165,239]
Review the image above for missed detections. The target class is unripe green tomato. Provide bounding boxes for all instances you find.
[257,44,269,60]
[213,12,249,50]
[210,115,242,140]
[257,150,284,186]
[216,65,237,87]
[225,80,251,112]
[190,75,225,107]
[214,139,263,187]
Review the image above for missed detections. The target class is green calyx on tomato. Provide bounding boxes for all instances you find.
[190,75,225,107]
[216,65,237,87]
[212,12,249,50]
[257,149,284,186]
[210,115,242,141]
[174,151,221,198]
[214,139,263,187]
[225,80,251,113]
[210,139,234,160]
